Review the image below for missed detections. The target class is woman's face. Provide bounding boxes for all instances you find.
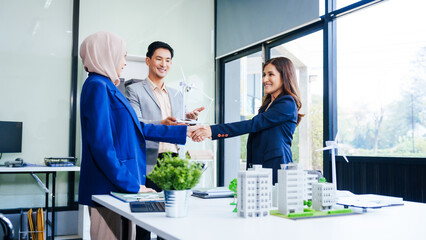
[116,55,127,77]
[263,63,283,98]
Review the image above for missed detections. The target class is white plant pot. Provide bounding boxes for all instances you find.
[164,190,191,218]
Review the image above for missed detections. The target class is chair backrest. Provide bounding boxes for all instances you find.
[0,214,14,240]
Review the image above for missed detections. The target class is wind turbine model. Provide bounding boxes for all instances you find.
[173,67,214,125]
[316,133,349,190]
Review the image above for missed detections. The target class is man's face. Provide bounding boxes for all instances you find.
[146,48,172,80]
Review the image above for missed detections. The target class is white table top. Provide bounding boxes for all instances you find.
[0,166,80,172]
[92,194,426,240]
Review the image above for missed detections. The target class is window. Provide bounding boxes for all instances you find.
[223,51,262,182]
[270,30,324,170]
[336,0,361,9]
[336,0,426,157]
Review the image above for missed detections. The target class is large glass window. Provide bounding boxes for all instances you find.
[336,0,361,9]
[271,30,324,171]
[223,51,262,183]
[337,0,426,157]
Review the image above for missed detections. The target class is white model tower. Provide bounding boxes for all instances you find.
[312,182,336,211]
[305,173,319,201]
[277,163,305,215]
[237,165,272,218]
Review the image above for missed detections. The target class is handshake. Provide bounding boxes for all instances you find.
[187,125,212,142]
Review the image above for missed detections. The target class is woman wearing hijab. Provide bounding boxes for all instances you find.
[192,57,304,184]
[78,32,195,239]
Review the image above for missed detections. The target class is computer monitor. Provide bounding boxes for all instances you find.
[0,121,23,153]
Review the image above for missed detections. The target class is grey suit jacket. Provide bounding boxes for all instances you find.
[126,78,184,172]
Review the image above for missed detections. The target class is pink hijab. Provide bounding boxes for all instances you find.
[80,32,126,86]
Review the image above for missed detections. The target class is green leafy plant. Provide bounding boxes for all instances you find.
[147,152,203,190]
[229,178,237,193]
[229,178,238,212]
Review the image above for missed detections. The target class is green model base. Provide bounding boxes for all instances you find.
[270,208,353,219]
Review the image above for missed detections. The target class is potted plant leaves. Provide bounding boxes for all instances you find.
[148,152,203,217]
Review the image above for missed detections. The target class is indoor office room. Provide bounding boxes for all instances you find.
[0,0,425,239]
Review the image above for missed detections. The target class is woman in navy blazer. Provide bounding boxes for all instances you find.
[78,32,196,239]
[192,57,303,184]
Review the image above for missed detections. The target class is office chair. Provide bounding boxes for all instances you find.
[0,213,14,240]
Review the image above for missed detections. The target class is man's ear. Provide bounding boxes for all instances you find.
[145,57,150,66]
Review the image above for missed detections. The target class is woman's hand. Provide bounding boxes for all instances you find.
[139,185,156,193]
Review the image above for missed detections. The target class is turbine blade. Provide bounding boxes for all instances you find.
[315,146,334,151]
[180,67,187,83]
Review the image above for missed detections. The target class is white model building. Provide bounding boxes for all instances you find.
[312,182,336,211]
[305,172,319,201]
[277,163,306,215]
[237,165,272,218]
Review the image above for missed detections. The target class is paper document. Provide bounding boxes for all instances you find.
[337,194,404,208]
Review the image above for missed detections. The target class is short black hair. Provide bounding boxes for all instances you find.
[146,41,174,59]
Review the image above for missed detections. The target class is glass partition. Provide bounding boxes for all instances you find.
[223,51,262,183]
[271,30,324,171]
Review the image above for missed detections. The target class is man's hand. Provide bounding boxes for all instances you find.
[161,116,182,125]
[186,107,205,120]
[139,185,156,193]
[191,125,212,142]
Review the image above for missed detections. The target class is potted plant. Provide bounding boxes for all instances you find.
[148,153,203,217]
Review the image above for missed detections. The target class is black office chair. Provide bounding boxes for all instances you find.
[0,214,14,240]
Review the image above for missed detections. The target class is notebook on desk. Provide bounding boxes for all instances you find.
[110,191,164,203]
[192,187,234,199]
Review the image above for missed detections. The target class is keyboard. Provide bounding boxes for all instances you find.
[130,201,165,212]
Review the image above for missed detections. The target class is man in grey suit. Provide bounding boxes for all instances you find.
[126,41,204,191]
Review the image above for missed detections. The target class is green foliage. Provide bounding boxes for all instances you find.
[147,153,203,190]
[240,114,254,162]
[291,128,300,163]
[229,178,237,193]
[310,95,324,170]
[240,134,249,161]
[303,200,312,208]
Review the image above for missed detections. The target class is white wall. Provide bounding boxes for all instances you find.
[0,0,73,208]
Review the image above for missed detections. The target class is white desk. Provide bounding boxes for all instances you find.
[92,194,426,240]
[0,166,80,239]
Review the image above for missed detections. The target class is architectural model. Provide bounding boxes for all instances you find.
[277,163,320,215]
[312,182,336,211]
[237,165,272,218]
[277,163,305,215]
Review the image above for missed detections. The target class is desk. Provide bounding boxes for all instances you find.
[0,166,80,239]
[92,194,426,240]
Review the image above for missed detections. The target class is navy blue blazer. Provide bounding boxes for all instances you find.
[211,95,298,183]
[79,73,187,207]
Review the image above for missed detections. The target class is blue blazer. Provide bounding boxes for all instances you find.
[78,73,187,207]
[211,95,298,183]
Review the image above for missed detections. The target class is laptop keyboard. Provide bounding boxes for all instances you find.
[130,201,165,212]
